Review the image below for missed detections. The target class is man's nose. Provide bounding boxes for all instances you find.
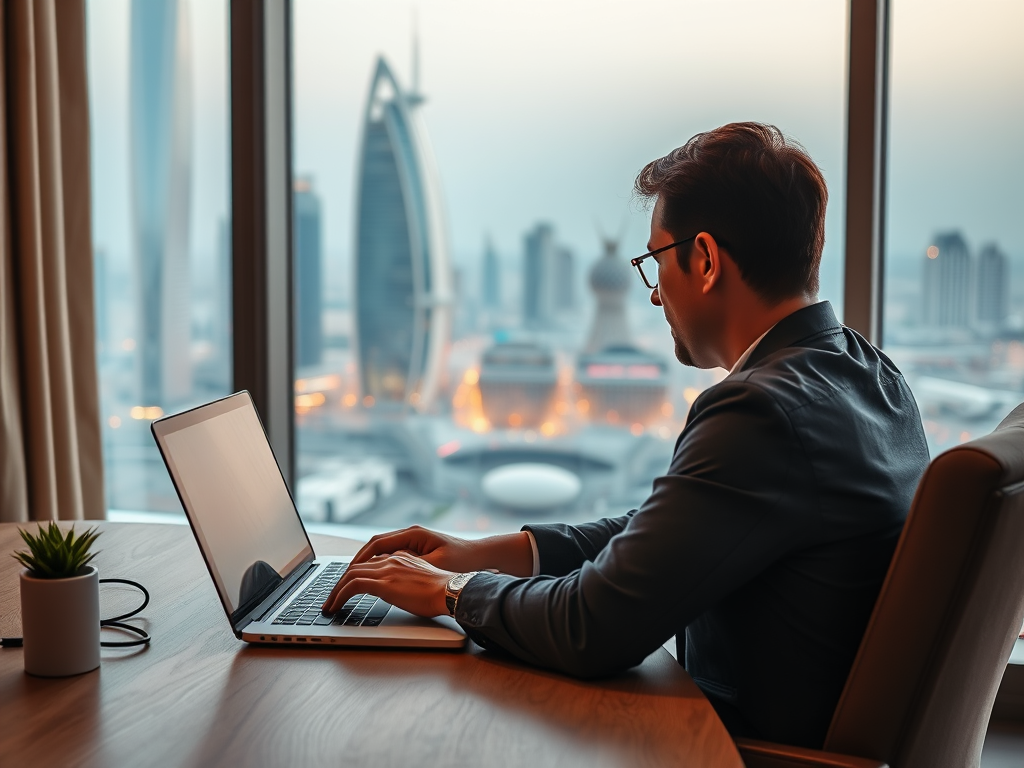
[650,287,662,306]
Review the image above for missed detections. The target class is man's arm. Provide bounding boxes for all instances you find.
[454,380,819,678]
[524,512,637,577]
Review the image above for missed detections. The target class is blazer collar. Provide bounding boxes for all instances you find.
[738,301,842,372]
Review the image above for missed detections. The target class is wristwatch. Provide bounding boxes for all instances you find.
[445,572,479,617]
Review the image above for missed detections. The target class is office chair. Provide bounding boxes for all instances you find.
[737,402,1024,768]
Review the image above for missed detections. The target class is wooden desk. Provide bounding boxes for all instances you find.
[0,522,743,767]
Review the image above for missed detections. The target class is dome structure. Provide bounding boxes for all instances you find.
[481,463,582,510]
[584,237,633,354]
[589,241,632,294]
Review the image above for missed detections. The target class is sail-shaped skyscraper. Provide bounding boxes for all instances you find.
[354,55,451,411]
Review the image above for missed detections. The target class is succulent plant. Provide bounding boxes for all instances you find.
[12,523,101,579]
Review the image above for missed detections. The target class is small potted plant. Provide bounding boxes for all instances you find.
[14,523,102,677]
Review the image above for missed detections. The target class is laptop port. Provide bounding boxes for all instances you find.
[311,638,322,642]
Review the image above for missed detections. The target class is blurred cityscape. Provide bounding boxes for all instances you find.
[885,233,1024,457]
[92,1,1023,534]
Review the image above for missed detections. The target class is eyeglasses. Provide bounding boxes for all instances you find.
[630,236,697,290]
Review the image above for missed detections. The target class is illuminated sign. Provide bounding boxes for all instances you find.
[584,364,662,379]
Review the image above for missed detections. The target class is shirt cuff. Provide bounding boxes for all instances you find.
[525,530,540,577]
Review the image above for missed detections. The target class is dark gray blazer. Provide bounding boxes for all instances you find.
[454,301,930,748]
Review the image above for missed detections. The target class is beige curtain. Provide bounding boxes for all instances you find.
[0,0,104,522]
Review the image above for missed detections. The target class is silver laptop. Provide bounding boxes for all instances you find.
[152,391,466,649]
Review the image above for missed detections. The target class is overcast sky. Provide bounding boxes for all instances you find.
[88,0,1024,312]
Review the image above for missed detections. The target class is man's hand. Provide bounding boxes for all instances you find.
[321,552,453,618]
[351,525,534,577]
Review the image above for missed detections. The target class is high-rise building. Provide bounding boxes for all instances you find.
[130,0,192,407]
[584,237,632,354]
[556,246,575,311]
[482,237,500,309]
[294,178,323,368]
[354,55,451,410]
[976,242,1009,328]
[194,219,232,393]
[922,231,972,328]
[523,223,553,326]
[523,222,572,328]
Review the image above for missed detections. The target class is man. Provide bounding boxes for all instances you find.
[322,123,930,748]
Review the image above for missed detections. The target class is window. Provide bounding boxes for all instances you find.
[88,0,231,515]
[883,0,1024,455]
[290,0,847,533]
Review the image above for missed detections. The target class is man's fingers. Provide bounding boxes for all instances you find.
[323,567,386,613]
[323,560,387,612]
[352,534,407,564]
[319,552,453,619]
[322,552,439,613]
[352,527,428,565]
[323,578,379,614]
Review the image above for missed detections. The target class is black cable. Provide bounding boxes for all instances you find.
[0,578,151,649]
[99,578,151,648]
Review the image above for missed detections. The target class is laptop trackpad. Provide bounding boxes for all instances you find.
[382,606,463,634]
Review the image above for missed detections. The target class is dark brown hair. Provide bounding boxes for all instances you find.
[634,122,827,303]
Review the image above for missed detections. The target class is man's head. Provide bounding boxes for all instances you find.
[634,122,827,368]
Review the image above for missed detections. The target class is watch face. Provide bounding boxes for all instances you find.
[450,572,473,591]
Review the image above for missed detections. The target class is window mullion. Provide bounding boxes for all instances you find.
[230,0,295,485]
[843,0,891,344]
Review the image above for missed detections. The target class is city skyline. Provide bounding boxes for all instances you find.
[86,1,1023,301]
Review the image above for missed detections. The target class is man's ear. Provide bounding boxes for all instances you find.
[693,233,721,295]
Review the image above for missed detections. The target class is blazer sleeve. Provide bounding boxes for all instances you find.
[454,379,820,679]
[522,512,636,577]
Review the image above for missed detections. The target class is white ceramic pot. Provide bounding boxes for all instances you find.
[20,565,100,677]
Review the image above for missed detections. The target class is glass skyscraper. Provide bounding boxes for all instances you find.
[976,243,1009,328]
[922,231,972,329]
[130,0,192,407]
[354,56,451,410]
[294,178,323,369]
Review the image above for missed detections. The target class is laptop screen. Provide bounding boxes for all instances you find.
[152,393,313,619]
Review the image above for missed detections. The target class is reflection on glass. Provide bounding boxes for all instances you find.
[89,0,231,514]
[240,561,283,608]
[291,1,847,534]
[884,0,1024,456]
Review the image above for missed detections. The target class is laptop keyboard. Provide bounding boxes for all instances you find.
[271,562,391,627]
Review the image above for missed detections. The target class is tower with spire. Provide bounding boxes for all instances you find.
[584,236,633,354]
[352,33,451,410]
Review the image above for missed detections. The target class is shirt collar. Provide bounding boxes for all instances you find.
[728,324,777,375]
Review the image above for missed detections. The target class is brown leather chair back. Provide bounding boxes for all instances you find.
[824,403,1024,767]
